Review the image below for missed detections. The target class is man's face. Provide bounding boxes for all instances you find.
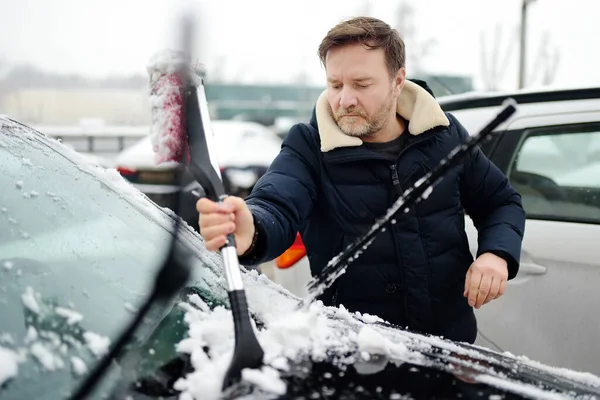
[325,43,405,138]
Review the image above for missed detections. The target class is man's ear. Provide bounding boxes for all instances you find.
[393,68,406,97]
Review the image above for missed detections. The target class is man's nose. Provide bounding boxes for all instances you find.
[339,87,358,109]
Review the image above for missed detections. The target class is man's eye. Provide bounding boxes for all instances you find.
[357,84,370,89]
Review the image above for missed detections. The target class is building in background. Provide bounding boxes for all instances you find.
[0,73,473,127]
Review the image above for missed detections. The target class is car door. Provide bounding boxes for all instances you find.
[465,111,600,375]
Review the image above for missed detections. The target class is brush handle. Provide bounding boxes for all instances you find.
[222,289,264,388]
[228,290,254,338]
[220,233,244,291]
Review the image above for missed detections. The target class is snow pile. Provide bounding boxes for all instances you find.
[30,342,65,371]
[356,325,409,359]
[0,333,14,344]
[476,375,568,400]
[70,356,88,376]
[173,270,419,400]
[147,49,198,165]
[83,331,110,357]
[512,354,600,389]
[241,366,286,396]
[173,300,355,399]
[24,326,38,344]
[173,305,236,399]
[0,346,19,386]
[55,307,84,325]
[1,285,114,382]
[21,286,41,314]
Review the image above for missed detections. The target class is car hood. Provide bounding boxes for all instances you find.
[128,269,600,400]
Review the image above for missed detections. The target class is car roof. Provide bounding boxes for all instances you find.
[438,86,600,111]
[436,86,600,134]
[114,119,282,169]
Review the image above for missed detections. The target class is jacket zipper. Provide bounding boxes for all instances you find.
[389,135,432,196]
[389,134,434,324]
[390,164,403,196]
[329,131,437,310]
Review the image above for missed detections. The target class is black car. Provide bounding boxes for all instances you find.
[1,116,599,400]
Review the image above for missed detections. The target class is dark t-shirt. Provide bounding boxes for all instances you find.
[362,117,410,159]
[363,133,409,159]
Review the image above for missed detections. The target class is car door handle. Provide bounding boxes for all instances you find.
[519,262,547,275]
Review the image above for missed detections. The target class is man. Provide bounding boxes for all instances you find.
[197,16,526,343]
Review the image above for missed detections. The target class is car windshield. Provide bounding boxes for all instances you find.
[0,119,226,399]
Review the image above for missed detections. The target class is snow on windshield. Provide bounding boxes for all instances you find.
[173,264,600,399]
[5,284,112,379]
[173,269,423,400]
[3,117,201,244]
[0,346,20,386]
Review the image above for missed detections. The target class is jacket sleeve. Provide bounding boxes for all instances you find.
[238,123,320,266]
[450,112,526,280]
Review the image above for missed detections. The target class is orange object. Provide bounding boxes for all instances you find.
[116,166,137,176]
[275,233,306,269]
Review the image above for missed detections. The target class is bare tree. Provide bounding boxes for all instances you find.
[480,0,560,91]
[528,32,560,86]
[479,24,518,91]
[394,1,436,74]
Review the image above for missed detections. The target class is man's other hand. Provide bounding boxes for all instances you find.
[464,252,508,309]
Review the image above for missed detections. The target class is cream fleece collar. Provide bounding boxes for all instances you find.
[315,80,450,152]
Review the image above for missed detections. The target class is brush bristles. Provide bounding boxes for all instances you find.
[147,49,197,165]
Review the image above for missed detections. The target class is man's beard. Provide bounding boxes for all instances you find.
[330,91,395,138]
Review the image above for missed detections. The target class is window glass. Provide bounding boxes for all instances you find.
[509,126,600,223]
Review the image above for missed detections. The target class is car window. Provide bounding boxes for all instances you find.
[0,120,226,399]
[508,124,600,223]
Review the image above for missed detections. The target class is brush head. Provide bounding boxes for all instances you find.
[147,49,200,165]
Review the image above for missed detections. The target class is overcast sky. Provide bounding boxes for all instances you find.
[1,0,598,91]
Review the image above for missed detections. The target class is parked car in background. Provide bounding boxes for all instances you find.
[2,114,600,399]
[114,119,283,230]
[268,86,600,376]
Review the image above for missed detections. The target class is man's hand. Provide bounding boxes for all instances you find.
[464,252,508,309]
[196,196,255,256]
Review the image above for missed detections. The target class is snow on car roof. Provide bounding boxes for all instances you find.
[115,119,282,170]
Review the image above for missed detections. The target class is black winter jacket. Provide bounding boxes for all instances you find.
[241,80,526,343]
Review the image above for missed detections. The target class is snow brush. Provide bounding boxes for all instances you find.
[146,18,264,392]
[300,98,518,309]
